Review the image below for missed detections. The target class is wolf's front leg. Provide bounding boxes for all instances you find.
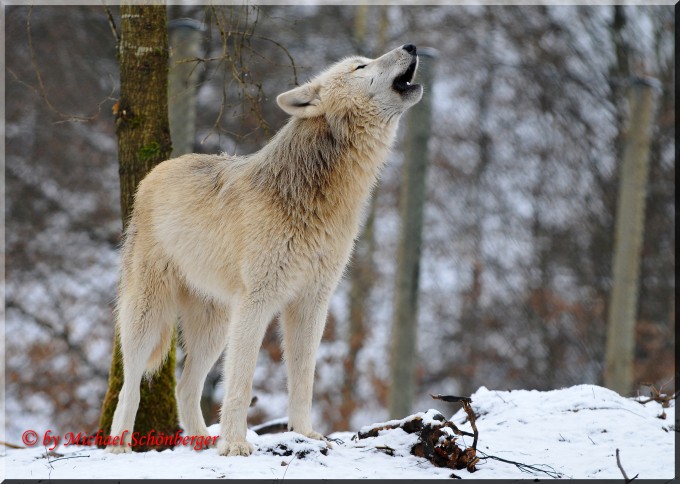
[218,299,272,456]
[281,293,330,441]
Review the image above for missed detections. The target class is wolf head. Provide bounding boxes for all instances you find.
[277,44,424,124]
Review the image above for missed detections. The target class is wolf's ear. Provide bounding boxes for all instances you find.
[276,82,323,118]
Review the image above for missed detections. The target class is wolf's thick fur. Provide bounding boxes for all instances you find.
[107,45,423,456]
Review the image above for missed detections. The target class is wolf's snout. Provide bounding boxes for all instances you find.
[392,45,421,98]
[402,44,417,55]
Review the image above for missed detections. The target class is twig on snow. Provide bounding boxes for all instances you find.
[476,450,563,479]
[374,444,395,456]
[616,448,639,483]
[48,454,91,464]
[281,450,297,479]
[0,440,26,449]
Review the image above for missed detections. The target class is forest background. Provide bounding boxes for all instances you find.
[3,3,675,442]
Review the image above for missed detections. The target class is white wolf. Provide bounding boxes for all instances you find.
[107,44,423,456]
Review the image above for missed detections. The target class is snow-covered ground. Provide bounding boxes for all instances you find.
[1,384,675,480]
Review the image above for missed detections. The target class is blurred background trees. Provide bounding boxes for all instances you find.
[4,4,674,442]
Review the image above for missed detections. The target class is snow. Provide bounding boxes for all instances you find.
[1,384,674,480]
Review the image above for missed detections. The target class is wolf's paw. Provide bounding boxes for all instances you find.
[218,439,254,457]
[303,430,325,441]
[105,444,131,454]
[301,430,333,448]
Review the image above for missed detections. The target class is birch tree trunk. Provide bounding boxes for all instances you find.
[99,3,179,450]
[603,79,656,395]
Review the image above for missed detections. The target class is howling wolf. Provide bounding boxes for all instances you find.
[107,44,423,456]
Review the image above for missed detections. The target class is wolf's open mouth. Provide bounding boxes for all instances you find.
[392,57,419,94]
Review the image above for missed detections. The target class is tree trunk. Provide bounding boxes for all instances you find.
[603,79,656,396]
[99,2,179,451]
[388,49,436,419]
[456,8,495,396]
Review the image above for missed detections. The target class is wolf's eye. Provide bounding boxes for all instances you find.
[355,65,367,71]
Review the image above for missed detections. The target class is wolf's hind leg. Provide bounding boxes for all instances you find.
[177,289,229,440]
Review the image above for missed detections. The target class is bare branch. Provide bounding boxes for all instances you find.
[616,448,639,483]
[462,400,478,451]
[101,2,120,45]
[430,394,472,404]
[197,5,298,145]
[250,34,298,86]
[16,6,116,123]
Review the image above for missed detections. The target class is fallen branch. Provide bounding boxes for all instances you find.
[253,422,288,435]
[429,394,564,478]
[636,383,677,420]
[357,414,435,439]
[252,417,289,436]
[358,410,479,473]
[636,383,678,408]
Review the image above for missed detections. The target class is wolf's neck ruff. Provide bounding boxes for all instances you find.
[253,113,397,227]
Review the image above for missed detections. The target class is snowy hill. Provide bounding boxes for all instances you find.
[1,384,675,480]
